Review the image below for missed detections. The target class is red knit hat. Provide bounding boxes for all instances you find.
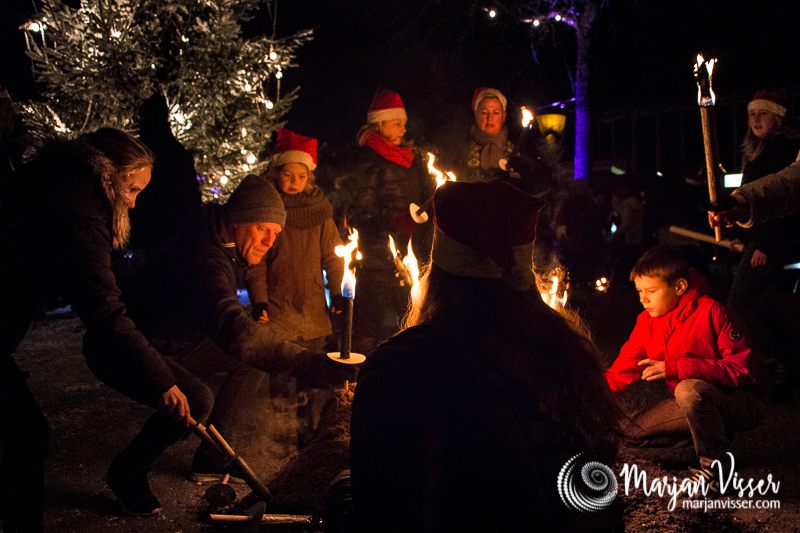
[431,179,544,287]
[367,89,407,124]
[472,87,507,113]
[748,89,787,117]
[272,128,317,171]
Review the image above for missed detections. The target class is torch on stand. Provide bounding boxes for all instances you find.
[695,54,735,240]
[328,229,366,366]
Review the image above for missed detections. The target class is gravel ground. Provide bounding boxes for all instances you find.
[2,284,799,532]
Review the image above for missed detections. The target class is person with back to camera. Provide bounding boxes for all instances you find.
[724,89,800,398]
[245,128,344,447]
[1,127,157,530]
[605,245,770,493]
[338,178,624,532]
[340,89,431,356]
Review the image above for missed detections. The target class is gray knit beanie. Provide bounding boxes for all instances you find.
[224,174,286,227]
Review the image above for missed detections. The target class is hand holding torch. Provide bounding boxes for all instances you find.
[694,54,734,240]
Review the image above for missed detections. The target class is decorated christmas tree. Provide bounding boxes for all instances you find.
[20,0,311,201]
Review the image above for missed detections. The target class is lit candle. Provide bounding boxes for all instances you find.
[330,230,366,364]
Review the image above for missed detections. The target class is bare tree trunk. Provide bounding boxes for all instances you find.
[573,0,597,181]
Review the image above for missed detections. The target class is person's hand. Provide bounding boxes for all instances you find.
[258,310,269,323]
[709,194,750,228]
[638,358,666,381]
[159,385,191,426]
[751,249,768,267]
[291,350,359,388]
[329,294,346,315]
[728,238,744,252]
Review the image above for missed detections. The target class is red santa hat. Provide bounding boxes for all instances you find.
[272,128,317,171]
[367,89,407,124]
[748,89,787,117]
[472,87,507,113]
[431,179,544,289]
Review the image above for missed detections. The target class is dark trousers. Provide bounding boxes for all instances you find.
[100,337,265,472]
[728,241,790,363]
[623,379,764,463]
[0,356,49,533]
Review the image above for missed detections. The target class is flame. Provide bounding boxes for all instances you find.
[388,234,399,258]
[427,152,456,189]
[694,54,716,106]
[521,106,534,128]
[403,239,422,306]
[335,229,359,299]
[541,275,569,309]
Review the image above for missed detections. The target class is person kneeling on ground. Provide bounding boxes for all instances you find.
[605,245,770,492]
[101,175,354,516]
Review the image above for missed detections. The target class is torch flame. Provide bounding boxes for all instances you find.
[694,54,716,106]
[403,239,422,306]
[388,235,399,258]
[521,106,534,128]
[541,275,569,309]
[427,152,456,189]
[335,229,359,299]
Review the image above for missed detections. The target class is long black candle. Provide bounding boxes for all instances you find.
[339,297,353,359]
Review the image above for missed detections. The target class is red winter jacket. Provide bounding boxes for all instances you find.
[606,269,756,395]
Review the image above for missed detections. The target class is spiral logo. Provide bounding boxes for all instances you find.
[557,453,618,513]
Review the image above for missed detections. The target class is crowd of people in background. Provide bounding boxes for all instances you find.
[2,80,800,532]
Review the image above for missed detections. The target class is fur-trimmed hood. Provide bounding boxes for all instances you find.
[22,136,132,249]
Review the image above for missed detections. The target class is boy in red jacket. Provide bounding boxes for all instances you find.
[606,246,768,490]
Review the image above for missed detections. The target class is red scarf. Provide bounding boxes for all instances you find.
[364,131,414,168]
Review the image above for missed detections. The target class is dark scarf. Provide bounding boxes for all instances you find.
[470,123,510,170]
[364,130,414,168]
[280,185,333,230]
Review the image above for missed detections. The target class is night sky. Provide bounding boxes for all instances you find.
[3,0,800,163]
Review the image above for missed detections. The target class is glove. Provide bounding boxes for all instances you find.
[391,212,417,235]
[291,350,359,389]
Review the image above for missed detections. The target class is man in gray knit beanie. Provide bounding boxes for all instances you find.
[224,175,286,264]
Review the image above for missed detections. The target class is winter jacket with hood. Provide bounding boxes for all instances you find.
[121,203,304,377]
[605,269,767,395]
[1,137,174,400]
[246,185,344,342]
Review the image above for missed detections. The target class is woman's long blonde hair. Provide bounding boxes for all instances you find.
[742,113,784,166]
[81,127,154,249]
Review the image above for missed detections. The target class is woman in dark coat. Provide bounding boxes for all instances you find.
[347,179,623,532]
[0,128,169,526]
[727,89,800,396]
[340,89,432,355]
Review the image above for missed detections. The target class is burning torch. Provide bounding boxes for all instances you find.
[694,54,734,240]
[409,153,456,223]
[328,229,366,365]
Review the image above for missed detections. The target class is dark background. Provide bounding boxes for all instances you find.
[3,0,800,178]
